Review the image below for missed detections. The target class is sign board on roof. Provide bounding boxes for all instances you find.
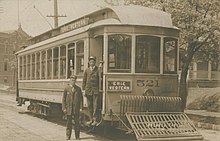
[60,17,90,33]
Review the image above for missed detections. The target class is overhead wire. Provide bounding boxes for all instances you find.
[20,0,37,13]
[33,5,53,29]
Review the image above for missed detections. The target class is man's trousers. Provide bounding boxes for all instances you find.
[66,114,80,139]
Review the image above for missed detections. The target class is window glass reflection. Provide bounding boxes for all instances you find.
[68,43,75,77]
[164,37,177,73]
[27,55,30,80]
[19,57,22,80]
[60,45,66,78]
[135,35,160,73]
[47,49,52,79]
[36,52,40,79]
[108,34,131,73]
[41,51,46,79]
[53,47,59,78]
[76,41,84,75]
[31,54,35,79]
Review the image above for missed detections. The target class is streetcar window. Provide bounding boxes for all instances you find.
[53,47,59,79]
[108,34,131,73]
[68,43,75,77]
[27,55,31,80]
[135,35,160,73]
[4,76,7,83]
[164,37,177,73]
[76,41,84,75]
[36,52,40,79]
[32,54,35,79]
[41,51,46,79]
[4,59,8,71]
[60,45,66,78]
[23,56,26,80]
[47,49,52,79]
[19,57,22,80]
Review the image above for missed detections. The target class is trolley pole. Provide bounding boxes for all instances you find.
[47,0,66,28]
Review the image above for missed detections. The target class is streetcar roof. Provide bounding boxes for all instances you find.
[16,5,178,55]
[110,5,175,28]
[16,25,91,55]
[68,5,177,28]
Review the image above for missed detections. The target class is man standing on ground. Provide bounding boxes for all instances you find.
[62,75,83,140]
[82,56,100,126]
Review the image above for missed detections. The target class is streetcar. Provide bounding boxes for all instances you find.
[16,5,203,141]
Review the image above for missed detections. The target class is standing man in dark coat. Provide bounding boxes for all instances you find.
[82,56,100,126]
[62,75,83,140]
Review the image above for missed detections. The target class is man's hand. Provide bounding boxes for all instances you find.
[82,90,85,96]
[63,109,67,114]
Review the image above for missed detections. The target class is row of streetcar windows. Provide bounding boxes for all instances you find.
[19,34,178,80]
[19,41,84,80]
[108,34,177,73]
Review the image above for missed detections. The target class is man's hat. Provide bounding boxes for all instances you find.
[70,75,77,79]
[89,56,96,61]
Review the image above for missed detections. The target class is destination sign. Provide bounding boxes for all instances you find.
[107,80,131,91]
[60,17,90,33]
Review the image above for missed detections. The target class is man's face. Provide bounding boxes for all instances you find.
[89,60,96,67]
[70,78,76,86]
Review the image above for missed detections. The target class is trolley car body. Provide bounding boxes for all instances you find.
[16,6,203,141]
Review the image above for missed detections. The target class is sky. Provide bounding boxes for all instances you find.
[0,0,124,36]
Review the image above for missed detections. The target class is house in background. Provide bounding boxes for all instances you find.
[187,60,220,87]
[179,50,220,88]
[0,26,30,87]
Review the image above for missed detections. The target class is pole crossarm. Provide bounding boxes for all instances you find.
[47,0,66,28]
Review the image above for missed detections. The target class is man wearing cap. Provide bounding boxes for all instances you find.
[62,75,83,140]
[82,56,100,126]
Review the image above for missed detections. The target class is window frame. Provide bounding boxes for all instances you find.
[107,34,132,73]
[60,45,67,79]
[135,35,161,74]
[67,42,76,78]
[163,37,178,74]
[76,41,84,76]
[53,47,59,79]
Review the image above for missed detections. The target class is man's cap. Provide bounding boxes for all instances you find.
[89,56,96,61]
[70,75,77,79]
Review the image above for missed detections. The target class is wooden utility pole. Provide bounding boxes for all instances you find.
[47,0,66,28]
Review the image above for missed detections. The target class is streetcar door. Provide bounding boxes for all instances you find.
[90,35,104,117]
[90,35,104,90]
[90,36,104,69]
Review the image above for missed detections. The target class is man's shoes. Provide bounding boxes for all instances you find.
[91,120,98,126]
[17,104,22,106]
[17,102,22,106]
[66,136,70,140]
[86,120,93,125]
[75,131,80,140]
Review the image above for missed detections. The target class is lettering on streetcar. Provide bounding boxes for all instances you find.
[107,80,132,91]
[137,80,159,87]
[60,18,90,33]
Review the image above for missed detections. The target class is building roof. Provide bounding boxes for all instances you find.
[0,26,31,52]
[0,25,31,39]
